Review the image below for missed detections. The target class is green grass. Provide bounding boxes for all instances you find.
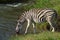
[9,32,60,40]
[23,0,60,15]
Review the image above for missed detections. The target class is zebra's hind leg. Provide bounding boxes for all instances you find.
[46,16,55,32]
[24,19,31,34]
[32,23,36,33]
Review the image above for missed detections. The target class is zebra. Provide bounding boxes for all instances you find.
[15,8,57,34]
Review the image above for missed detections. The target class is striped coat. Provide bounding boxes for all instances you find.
[16,8,57,34]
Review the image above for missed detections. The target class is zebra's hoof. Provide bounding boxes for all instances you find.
[52,30,54,32]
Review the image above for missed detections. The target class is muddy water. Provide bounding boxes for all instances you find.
[0,4,22,40]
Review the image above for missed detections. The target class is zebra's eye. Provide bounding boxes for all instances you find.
[18,24,21,27]
[18,24,22,29]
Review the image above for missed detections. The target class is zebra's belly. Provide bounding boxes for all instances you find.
[33,18,40,23]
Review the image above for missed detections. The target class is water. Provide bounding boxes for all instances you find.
[0,3,24,40]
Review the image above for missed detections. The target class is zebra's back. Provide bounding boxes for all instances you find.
[19,8,57,23]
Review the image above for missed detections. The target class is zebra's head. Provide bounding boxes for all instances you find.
[16,20,23,34]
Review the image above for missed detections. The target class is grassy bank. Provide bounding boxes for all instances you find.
[9,31,60,40]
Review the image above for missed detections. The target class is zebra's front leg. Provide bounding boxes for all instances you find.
[32,23,36,33]
[48,22,55,32]
[25,19,31,34]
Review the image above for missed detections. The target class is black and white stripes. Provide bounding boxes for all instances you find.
[16,8,57,34]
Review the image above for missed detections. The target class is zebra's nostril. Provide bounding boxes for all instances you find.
[16,31,20,34]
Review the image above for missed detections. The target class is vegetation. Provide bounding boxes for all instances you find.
[9,32,60,40]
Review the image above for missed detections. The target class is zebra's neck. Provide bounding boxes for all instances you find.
[18,13,26,24]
